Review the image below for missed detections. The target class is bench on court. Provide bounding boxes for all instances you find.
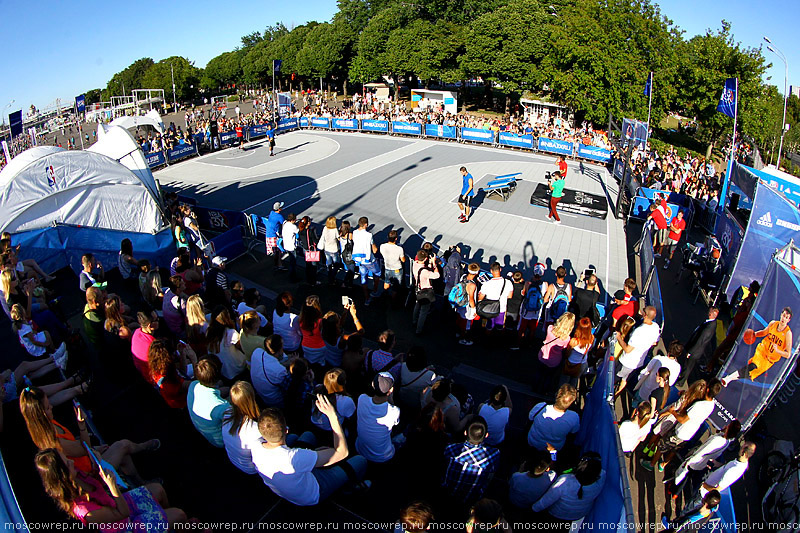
[483,173,520,202]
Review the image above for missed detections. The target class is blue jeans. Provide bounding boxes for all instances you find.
[313,456,368,501]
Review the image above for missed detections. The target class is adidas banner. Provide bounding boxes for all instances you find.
[726,183,800,299]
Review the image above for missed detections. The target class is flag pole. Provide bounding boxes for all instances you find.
[646,72,653,141]
[719,78,738,214]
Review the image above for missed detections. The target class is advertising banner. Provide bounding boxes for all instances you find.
[537,137,574,156]
[220,131,237,146]
[75,95,86,113]
[711,255,800,431]
[361,120,389,133]
[726,183,800,299]
[460,128,495,144]
[145,150,166,169]
[332,118,359,131]
[278,118,298,133]
[299,117,309,128]
[250,124,269,138]
[621,118,648,149]
[310,117,331,129]
[424,124,457,139]
[192,133,205,146]
[577,143,612,163]
[9,110,22,137]
[628,197,681,222]
[498,132,534,149]
[613,158,625,181]
[193,204,246,233]
[167,143,197,162]
[391,121,422,136]
[714,209,744,268]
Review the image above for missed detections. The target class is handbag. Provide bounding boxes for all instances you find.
[304,229,320,262]
[476,279,506,319]
[415,266,436,303]
[563,360,584,377]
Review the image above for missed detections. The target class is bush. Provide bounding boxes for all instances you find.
[227,95,240,103]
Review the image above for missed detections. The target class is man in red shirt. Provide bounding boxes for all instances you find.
[647,201,669,256]
[235,123,244,150]
[557,154,568,179]
[611,278,639,327]
[664,210,686,269]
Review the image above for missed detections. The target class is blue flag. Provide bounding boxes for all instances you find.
[273,59,282,74]
[717,78,737,118]
[644,72,652,97]
[76,94,86,113]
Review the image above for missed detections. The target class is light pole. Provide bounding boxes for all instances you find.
[764,36,789,169]
[171,63,178,114]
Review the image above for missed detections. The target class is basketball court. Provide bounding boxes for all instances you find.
[156,129,628,295]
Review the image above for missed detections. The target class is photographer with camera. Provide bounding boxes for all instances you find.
[547,171,565,224]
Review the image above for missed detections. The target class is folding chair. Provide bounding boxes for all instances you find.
[244,213,268,262]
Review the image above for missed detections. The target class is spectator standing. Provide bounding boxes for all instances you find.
[634,340,682,402]
[477,385,512,446]
[561,317,594,389]
[281,214,299,282]
[671,420,741,496]
[618,402,654,453]
[117,238,138,284]
[678,308,719,386]
[456,263,480,346]
[615,306,661,398]
[442,417,500,503]
[517,264,548,346]
[317,216,341,285]
[509,452,555,510]
[527,384,580,453]
[379,230,406,295]
[352,217,381,304]
[265,202,286,270]
[412,250,440,335]
[536,312,575,394]
[477,262,514,333]
[297,216,320,285]
[664,211,686,269]
[544,266,572,324]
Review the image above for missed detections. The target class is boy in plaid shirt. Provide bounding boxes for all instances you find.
[443,416,500,503]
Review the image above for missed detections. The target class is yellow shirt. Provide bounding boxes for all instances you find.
[748,322,789,380]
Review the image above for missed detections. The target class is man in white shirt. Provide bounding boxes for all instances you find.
[356,372,401,463]
[698,441,754,499]
[633,339,682,402]
[251,396,367,506]
[477,262,514,332]
[379,230,406,292]
[615,306,661,397]
[281,213,299,281]
[352,216,381,304]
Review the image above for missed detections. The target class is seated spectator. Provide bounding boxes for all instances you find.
[442,416,500,503]
[236,288,268,328]
[342,335,367,391]
[204,256,230,309]
[532,452,606,521]
[186,295,209,356]
[131,311,159,384]
[395,502,435,533]
[251,399,367,506]
[149,339,195,409]
[20,387,158,485]
[508,451,556,510]
[251,335,289,407]
[421,378,469,437]
[10,303,67,363]
[187,356,230,448]
[0,233,53,281]
[356,372,401,463]
[78,253,104,292]
[365,329,403,380]
[82,287,106,349]
[1,359,86,409]
[3,268,63,336]
[310,368,355,437]
[35,448,186,531]
[239,310,266,363]
[321,304,364,368]
[142,270,163,312]
[299,295,326,367]
[396,347,437,414]
[284,358,315,430]
[618,402,654,453]
[162,275,188,337]
[527,384,580,453]
[477,385,512,446]
[104,295,136,342]
[206,307,244,381]
[664,490,721,532]
[117,238,139,284]
[221,381,262,475]
[230,280,245,311]
[272,292,302,354]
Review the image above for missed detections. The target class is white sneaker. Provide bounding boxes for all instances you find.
[553,220,561,225]
[459,339,473,346]
[52,343,68,370]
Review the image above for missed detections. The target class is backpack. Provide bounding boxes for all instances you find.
[341,238,354,265]
[523,281,545,315]
[550,283,571,321]
[448,278,471,308]
[443,251,463,287]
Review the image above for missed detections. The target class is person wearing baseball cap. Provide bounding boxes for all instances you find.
[266,202,287,270]
[355,372,401,463]
[517,263,549,348]
[204,256,230,308]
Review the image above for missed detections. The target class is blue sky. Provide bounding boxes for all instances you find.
[0,0,797,117]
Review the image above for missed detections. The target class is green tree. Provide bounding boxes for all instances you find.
[84,89,102,105]
[104,58,154,100]
[202,51,243,90]
[141,56,202,103]
[349,6,414,85]
[382,20,466,86]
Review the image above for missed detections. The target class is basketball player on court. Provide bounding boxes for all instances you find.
[458,166,475,223]
[722,307,793,386]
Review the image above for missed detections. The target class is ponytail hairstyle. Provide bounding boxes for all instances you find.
[488,385,507,409]
[634,401,653,429]
[574,452,603,499]
[656,367,671,410]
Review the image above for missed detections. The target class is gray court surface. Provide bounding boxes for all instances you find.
[157,130,628,294]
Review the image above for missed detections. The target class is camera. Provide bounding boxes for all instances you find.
[545,171,552,183]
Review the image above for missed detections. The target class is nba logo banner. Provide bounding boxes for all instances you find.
[717,78,737,118]
[76,94,86,113]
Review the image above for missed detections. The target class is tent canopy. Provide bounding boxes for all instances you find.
[89,124,160,202]
[109,109,165,134]
[0,147,164,235]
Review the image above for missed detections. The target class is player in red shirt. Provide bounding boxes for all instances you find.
[557,154,568,179]
[235,124,244,150]
[647,200,669,256]
[664,210,686,269]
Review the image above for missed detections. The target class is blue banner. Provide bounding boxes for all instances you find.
[278,117,298,133]
[167,143,197,162]
[250,124,269,138]
[361,120,389,133]
[498,132,533,149]
[727,183,800,299]
[537,137,573,156]
[424,124,457,139]
[8,110,22,137]
[309,117,330,129]
[577,143,612,163]
[460,127,495,144]
[629,197,681,222]
[145,150,166,169]
[192,133,205,146]
[715,208,744,269]
[332,118,359,131]
[613,158,625,181]
[193,204,246,233]
[717,77,737,118]
[76,94,86,113]
[299,117,309,128]
[391,121,422,136]
[220,131,237,146]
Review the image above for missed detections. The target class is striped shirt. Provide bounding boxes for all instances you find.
[442,441,500,502]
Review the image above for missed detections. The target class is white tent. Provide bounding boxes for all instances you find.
[0,147,163,235]
[110,109,165,134]
[89,124,160,201]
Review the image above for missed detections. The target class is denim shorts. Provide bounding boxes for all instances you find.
[384,268,403,284]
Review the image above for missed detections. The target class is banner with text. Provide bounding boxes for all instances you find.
[250,124,269,138]
[332,118,359,131]
[715,209,744,268]
[299,117,309,128]
[460,127,495,144]
[309,117,331,129]
[167,143,197,163]
[391,121,422,136]
[613,158,625,181]
[220,131,237,146]
[8,110,22,138]
[577,143,612,163]
[145,150,166,169]
[75,94,86,113]
[424,124,457,140]
[278,118,298,133]
[498,132,534,149]
[361,120,389,133]
[537,137,574,156]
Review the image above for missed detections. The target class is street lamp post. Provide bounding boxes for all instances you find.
[171,64,178,114]
[764,36,789,169]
